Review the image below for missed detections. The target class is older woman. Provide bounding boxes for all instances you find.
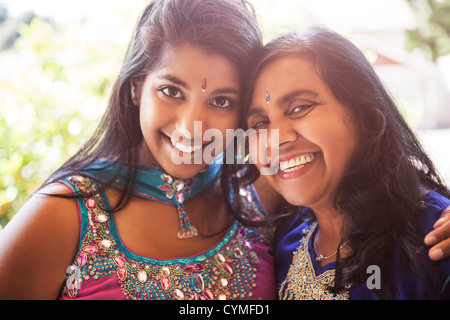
[244,27,450,299]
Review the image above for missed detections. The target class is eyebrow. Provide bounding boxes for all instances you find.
[247,107,265,117]
[157,74,190,90]
[157,74,239,96]
[211,87,240,96]
[276,89,319,106]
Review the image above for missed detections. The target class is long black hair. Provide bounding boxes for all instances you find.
[227,26,450,298]
[38,0,262,212]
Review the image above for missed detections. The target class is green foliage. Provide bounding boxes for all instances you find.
[406,0,450,61]
[0,16,130,228]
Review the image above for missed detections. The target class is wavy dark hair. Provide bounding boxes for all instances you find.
[38,0,262,212]
[226,26,450,298]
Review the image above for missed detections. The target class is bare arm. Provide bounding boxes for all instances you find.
[0,184,80,299]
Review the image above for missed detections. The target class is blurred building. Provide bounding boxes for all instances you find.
[295,0,450,129]
[253,0,450,183]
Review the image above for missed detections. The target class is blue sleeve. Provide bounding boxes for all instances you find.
[419,190,450,299]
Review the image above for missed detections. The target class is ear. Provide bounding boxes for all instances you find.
[130,80,139,106]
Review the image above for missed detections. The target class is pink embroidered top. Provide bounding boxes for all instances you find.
[58,175,276,300]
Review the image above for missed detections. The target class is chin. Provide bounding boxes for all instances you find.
[162,162,210,179]
[278,189,311,208]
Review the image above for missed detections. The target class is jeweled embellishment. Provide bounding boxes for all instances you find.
[278,223,350,300]
[137,270,148,283]
[96,213,108,223]
[161,266,170,277]
[191,273,205,293]
[114,255,126,267]
[157,173,197,239]
[117,267,127,281]
[202,79,207,92]
[87,198,96,208]
[83,244,98,253]
[223,263,233,275]
[173,289,185,300]
[220,278,228,287]
[173,179,185,191]
[161,173,173,184]
[161,277,170,290]
[216,253,226,264]
[77,253,87,266]
[100,239,112,248]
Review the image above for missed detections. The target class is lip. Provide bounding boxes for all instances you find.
[170,136,204,153]
[162,132,213,160]
[277,152,320,180]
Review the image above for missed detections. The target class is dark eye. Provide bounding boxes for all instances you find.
[248,116,269,132]
[288,104,316,118]
[210,97,232,108]
[253,120,268,130]
[159,86,184,99]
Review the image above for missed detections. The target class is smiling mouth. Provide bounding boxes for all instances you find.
[279,152,318,173]
[170,136,203,154]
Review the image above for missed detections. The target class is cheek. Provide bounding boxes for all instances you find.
[139,109,153,132]
[247,133,265,168]
[139,100,172,132]
[320,123,357,180]
[139,98,157,128]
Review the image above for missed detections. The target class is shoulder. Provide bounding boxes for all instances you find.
[421,190,450,210]
[0,181,80,299]
[418,190,450,237]
[418,190,450,298]
[2,181,81,245]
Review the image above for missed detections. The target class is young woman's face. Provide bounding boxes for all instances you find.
[247,55,357,210]
[137,43,241,178]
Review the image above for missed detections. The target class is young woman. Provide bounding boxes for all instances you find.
[242,27,450,299]
[0,0,279,300]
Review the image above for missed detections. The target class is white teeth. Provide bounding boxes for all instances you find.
[289,158,295,168]
[279,153,317,172]
[170,137,202,153]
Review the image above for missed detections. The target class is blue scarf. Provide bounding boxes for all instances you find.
[80,159,222,239]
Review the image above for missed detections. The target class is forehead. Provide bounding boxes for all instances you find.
[153,43,240,84]
[254,55,320,93]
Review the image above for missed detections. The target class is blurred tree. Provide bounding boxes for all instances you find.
[0,4,37,51]
[0,3,7,23]
[406,0,450,61]
[0,16,130,229]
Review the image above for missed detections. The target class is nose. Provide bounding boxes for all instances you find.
[253,118,297,173]
[174,103,207,142]
[266,118,297,151]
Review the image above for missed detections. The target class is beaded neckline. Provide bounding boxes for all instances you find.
[278,223,351,300]
[92,176,240,264]
[110,215,239,266]
[61,175,272,300]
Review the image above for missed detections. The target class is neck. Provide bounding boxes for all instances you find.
[81,159,223,239]
[311,198,345,236]
[310,201,349,265]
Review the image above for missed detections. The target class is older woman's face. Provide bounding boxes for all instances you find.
[247,55,357,211]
